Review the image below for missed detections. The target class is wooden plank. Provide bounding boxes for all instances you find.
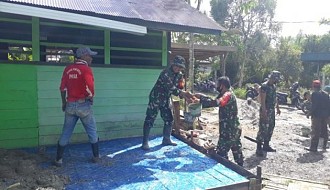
[0,100,36,109]
[0,138,38,149]
[0,119,37,129]
[0,90,37,101]
[0,128,38,140]
[1,81,36,90]
[0,109,38,120]
[288,181,328,190]
[0,64,36,80]
[263,174,330,190]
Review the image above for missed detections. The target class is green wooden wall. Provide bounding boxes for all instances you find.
[0,64,38,148]
[0,63,164,148]
[37,66,163,146]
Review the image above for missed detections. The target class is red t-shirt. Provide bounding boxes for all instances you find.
[59,60,94,102]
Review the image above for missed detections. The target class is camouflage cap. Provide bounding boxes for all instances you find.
[172,55,186,69]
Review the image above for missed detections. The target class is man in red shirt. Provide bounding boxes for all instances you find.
[54,47,100,167]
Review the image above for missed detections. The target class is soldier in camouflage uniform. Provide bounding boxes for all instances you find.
[142,55,193,150]
[193,76,244,166]
[256,71,281,157]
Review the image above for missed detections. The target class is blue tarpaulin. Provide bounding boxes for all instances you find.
[45,136,248,189]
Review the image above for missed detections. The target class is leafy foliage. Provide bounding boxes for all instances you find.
[233,87,246,99]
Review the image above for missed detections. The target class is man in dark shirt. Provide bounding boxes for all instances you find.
[305,80,329,152]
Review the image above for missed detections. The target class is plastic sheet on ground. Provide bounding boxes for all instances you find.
[44,136,248,189]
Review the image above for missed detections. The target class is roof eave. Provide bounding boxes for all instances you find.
[0,1,147,35]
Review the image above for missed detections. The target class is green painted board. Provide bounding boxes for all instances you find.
[0,64,38,148]
[0,139,38,149]
[0,128,38,140]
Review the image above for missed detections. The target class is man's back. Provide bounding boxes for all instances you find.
[311,90,329,118]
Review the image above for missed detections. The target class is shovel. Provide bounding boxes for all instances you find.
[244,136,263,145]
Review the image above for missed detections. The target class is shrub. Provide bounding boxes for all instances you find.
[233,87,246,99]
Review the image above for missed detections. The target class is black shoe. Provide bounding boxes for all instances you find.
[263,146,276,152]
[256,149,264,157]
[304,147,317,152]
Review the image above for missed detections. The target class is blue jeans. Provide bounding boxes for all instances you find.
[58,100,98,146]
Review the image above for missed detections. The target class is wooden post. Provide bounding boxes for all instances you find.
[257,165,262,184]
[221,52,228,76]
[189,33,194,93]
[172,100,181,135]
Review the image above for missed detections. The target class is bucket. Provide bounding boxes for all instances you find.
[184,112,195,123]
[188,103,202,117]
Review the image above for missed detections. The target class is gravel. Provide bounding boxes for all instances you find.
[193,98,330,184]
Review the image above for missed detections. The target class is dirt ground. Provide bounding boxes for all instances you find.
[182,98,330,185]
[0,148,69,190]
[1,98,329,189]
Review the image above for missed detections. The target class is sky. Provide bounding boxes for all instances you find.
[198,0,330,37]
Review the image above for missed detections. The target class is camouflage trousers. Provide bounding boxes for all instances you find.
[257,108,275,142]
[143,98,173,129]
[217,121,244,165]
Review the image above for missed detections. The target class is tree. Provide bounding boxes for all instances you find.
[275,37,303,86]
[210,0,280,87]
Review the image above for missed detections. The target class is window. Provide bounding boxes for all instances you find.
[0,13,166,67]
[39,19,104,64]
[110,30,163,66]
[0,13,32,62]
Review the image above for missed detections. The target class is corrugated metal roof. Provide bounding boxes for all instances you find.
[4,0,226,34]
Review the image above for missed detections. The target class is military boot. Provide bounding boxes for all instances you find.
[162,124,177,146]
[142,125,151,150]
[304,139,318,152]
[256,142,264,157]
[54,143,65,167]
[91,140,100,163]
[232,150,244,167]
[263,141,276,152]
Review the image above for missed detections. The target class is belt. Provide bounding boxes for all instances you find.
[70,98,89,103]
[68,98,92,103]
[77,99,87,103]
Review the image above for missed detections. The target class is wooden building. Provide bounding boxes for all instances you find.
[0,0,231,149]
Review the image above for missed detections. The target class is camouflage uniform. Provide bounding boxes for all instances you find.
[200,90,244,166]
[257,82,277,142]
[143,66,183,140]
